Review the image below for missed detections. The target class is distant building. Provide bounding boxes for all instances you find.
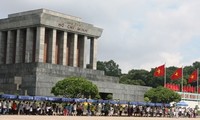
[177,92,200,108]
[0,9,151,101]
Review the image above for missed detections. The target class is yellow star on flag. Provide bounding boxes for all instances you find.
[157,69,160,74]
[171,68,182,80]
[190,75,194,79]
[175,72,179,76]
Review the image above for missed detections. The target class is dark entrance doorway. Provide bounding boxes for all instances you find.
[99,92,113,100]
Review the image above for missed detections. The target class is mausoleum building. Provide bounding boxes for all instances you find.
[0,9,151,101]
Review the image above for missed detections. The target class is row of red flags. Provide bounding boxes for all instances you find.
[165,83,180,91]
[154,64,198,83]
[165,83,200,93]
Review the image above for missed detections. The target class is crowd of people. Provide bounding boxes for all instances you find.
[0,99,198,118]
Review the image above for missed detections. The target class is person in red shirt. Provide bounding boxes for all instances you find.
[12,101,17,114]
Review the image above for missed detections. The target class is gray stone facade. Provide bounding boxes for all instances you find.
[0,9,151,102]
[0,9,101,69]
[0,63,151,101]
[0,9,102,37]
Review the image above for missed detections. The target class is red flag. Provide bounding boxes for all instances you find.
[198,88,200,93]
[166,83,169,88]
[171,84,174,90]
[170,68,182,80]
[189,86,192,93]
[192,86,196,93]
[154,64,165,77]
[175,84,178,91]
[188,69,198,83]
[169,83,173,90]
[183,86,186,92]
[177,85,180,91]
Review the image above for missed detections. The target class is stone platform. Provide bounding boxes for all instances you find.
[0,63,151,101]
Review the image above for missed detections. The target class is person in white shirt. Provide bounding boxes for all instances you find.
[2,100,7,114]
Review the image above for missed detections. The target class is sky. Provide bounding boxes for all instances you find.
[1,0,200,73]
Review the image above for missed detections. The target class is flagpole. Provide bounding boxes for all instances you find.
[181,66,185,101]
[197,68,199,106]
[197,68,199,94]
[182,66,183,92]
[164,63,166,87]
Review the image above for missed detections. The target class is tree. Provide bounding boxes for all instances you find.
[144,97,150,102]
[51,77,99,99]
[106,94,113,100]
[193,61,200,69]
[97,60,122,77]
[99,60,200,88]
[144,86,181,103]
[94,94,101,99]
[119,69,148,86]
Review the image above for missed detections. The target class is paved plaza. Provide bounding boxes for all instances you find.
[0,115,199,120]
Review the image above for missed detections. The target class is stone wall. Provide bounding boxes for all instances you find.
[0,62,119,95]
[0,63,151,101]
[0,63,37,95]
[92,81,151,102]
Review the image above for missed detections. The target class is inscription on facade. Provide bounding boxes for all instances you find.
[58,22,88,33]
[178,92,200,100]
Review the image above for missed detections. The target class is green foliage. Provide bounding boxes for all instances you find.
[193,61,200,68]
[97,60,122,77]
[106,94,113,100]
[51,77,99,99]
[119,61,200,88]
[94,94,101,99]
[144,97,150,102]
[144,86,181,103]
[119,69,148,85]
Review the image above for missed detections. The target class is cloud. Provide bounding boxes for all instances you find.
[105,0,200,73]
[1,0,200,73]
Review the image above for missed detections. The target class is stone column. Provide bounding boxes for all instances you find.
[35,26,45,62]
[59,31,67,65]
[25,28,34,63]
[0,31,7,64]
[90,37,97,69]
[6,30,16,64]
[48,29,56,64]
[6,31,11,64]
[0,31,2,64]
[79,36,87,68]
[15,29,26,63]
[69,33,78,67]
[15,29,21,63]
